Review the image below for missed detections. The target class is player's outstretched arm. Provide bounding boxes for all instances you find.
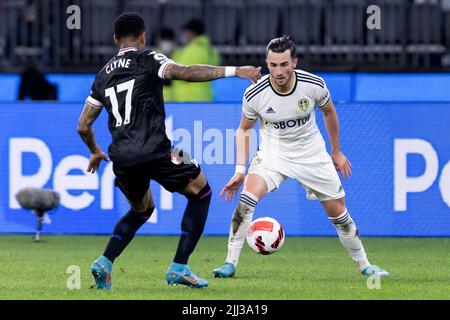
[320,99,352,179]
[164,63,262,84]
[77,102,109,173]
[221,115,256,200]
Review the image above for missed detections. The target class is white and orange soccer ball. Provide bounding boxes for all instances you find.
[246,217,285,255]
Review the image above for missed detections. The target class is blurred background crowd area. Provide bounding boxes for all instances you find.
[0,0,450,74]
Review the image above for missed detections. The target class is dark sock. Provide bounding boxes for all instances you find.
[173,183,212,265]
[103,207,154,263]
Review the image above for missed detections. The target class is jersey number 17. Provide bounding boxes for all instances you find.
[105,79,135,127]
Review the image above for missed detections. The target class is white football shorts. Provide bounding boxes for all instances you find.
[247,147,345,201]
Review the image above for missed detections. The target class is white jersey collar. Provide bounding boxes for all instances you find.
[118,47,138,55]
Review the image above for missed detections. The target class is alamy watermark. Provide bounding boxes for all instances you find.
[66,265,81,289]
[366,271,382,290]
[64,4,380,31]
[366,5,381,30]
[165,118,287,168]
[66,5,81,30]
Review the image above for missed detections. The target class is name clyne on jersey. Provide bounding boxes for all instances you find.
[106,58,131,74]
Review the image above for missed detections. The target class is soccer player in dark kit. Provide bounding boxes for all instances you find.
[77,12,261,289]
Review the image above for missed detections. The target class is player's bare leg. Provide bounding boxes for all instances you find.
[91,190,155,289]
[182,170,208,194]
[127,190,155,212]
[213,174,268,278]
[166,171,212,288]
[321,197,389,276]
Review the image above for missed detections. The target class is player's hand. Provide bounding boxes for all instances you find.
[331,150,352,179]
[87,151,110,173]
[220,174,245,201]
[236,66,262,84]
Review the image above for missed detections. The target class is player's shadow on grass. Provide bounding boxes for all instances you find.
[33,239,49,244]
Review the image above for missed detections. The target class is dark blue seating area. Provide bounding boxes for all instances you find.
[0,0,449,72]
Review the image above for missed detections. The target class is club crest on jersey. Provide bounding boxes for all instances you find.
[298,98,309,111]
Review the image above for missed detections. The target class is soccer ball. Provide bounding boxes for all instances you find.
[246,217,285,255]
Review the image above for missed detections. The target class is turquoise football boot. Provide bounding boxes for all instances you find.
[212,262,236,278]
[90,256,113,289]
[166,262,209,288]
[361,265,389,277]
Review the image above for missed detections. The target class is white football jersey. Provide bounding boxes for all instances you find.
[242,69,331,161]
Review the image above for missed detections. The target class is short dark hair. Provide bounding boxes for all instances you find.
[182,19,204,35]
[114,12,145,39]
[266,35,296,58]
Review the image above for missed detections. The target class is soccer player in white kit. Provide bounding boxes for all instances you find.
[213,36,389,278]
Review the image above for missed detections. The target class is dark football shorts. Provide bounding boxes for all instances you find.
[113,149,201,202]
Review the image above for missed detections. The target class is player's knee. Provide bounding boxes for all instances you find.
[323,197,346,217]
[333,196,346,210]
[130,196,154,213]
[137,206,155,219]
[244,174,269,199]
[126,206,154,223]
[184,182,212,203]
[112,207,153,238]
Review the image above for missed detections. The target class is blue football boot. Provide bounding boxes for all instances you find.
[361,265,390,277]
[212,262,236,278]
[90,256,113,289]
[166,262,209,288]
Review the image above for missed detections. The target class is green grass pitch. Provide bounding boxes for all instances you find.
[0,235,449,300]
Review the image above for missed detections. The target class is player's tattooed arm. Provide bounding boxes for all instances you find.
[164,63,224,81]
[164,63,261,83]
[77,102,110,173]
[77,102,103,154]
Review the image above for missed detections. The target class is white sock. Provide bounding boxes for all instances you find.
[225,191,258,267]
[329,209,371,271]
